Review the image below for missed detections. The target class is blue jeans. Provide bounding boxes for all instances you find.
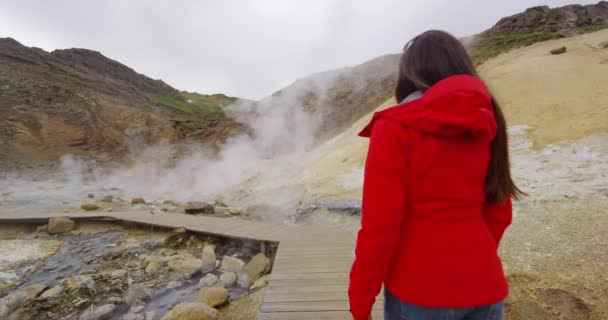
[384,290,505,320]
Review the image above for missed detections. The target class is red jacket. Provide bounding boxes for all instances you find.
[349,75,512,320]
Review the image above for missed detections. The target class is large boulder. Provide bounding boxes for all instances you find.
[219,256,245,273]
[167,253,202,274]
[47,217,76,234]
[237,253,271,288]
[197,287,229,308]
[219,272,236,287]
[160,302,217,320]
[200,246,216,272]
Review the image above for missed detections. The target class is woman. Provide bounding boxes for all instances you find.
[348,30,523,320]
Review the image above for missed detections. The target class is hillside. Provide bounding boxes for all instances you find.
[470,1,608,63]
[0,38,246,164]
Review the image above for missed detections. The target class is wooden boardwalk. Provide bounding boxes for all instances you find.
[0,211,383,319]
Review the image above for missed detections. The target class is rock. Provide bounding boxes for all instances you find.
[101,196,114,202]
[219,272,236,287]
[24,284,48,299]
[167,281,182,289]
[226,208,248,217]
[80,304,115,320]
[167,253,202,274]
[0,303,8,320]
[67,275,95,290]
[39,284,64,299]
[81,203,100,211]
[199,274,218,287]
[103,247,126,260]
[201,246,216,272]
[163,200,178,206]
[88,193,95,198]
[125,284,152,305]
[212,206,229,216]
[1,290,28,313]
[550,46,567,55]
[250,275,269,292]
[122,314,144,320]
[219,256,245,273]
[599,41,608,49]
[173,227,187,234]
[506,299,550,320]
[237,253,271,287]
[131,198,146,205]
[213,281,226,288]
[184,202,214,215]
[47,216,76,234]
[145,256,163,274]
[197,287,229,307]
[215,260,220,269]
[131,305,146,313]
[535,288,591,319]
[160,303,217,320]
[144,311,156,320]
[164,229,192,249]
[110,269,128,278]
[36,224,48,233]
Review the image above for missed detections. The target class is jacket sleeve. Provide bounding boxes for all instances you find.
[482,195,513,245]
[349,120,408,320]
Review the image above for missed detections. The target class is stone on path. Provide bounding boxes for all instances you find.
[47,217,76,234]
[550,46,567,55]
[81,204,100,211]
[100,196,113,203]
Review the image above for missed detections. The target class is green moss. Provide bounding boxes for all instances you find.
[150,94,225,118]
[471,32,560,65]
[578,22,608,34]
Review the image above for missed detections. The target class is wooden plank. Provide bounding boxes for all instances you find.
[258,310,383,320]
[265,284,349,294]
[261,300,383,312]
[263,292,384,303]
[268,272,349,280]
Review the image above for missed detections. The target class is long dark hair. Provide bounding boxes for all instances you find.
[396,30,523,204]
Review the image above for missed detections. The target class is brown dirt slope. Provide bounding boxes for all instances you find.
[0,38,246,164]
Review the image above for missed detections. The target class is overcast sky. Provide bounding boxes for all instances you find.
[0,0,597,99]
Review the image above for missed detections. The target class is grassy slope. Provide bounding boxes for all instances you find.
[150,91,238,118]
[470,23,608,65]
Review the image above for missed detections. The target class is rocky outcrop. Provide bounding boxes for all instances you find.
[486,2,608,37]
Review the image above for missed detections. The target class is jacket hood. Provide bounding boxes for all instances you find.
[359,75,496,141]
